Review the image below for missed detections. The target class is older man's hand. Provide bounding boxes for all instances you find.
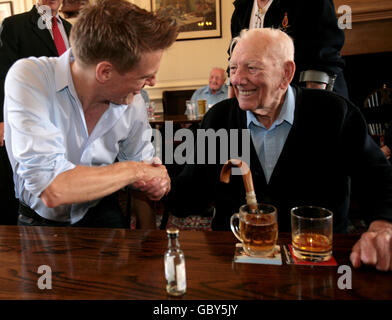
[350,220,392,271]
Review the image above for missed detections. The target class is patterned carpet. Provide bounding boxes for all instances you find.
[119,190,212,230]
[164,214,212,231]
[128,212,212,231]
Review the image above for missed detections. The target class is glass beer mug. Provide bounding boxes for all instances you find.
[197,99,207,116]
[230,203,278,257]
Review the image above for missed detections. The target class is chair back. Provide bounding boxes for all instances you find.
[362,84,392,143]
[162,90,195,115]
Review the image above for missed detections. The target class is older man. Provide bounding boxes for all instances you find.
[168,28,392,271]
[4,0,178,227]
[0,0,72,224]
[191,67,228,108]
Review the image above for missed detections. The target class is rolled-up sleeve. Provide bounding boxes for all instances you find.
[4,59,75,197]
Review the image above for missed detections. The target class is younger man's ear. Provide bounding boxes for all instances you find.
[96,61,114,84]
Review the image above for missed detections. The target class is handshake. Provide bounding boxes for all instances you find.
[131,157,171,201]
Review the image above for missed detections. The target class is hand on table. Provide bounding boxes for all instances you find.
[350,220,392,271]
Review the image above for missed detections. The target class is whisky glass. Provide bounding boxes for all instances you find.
[291,206,333,262]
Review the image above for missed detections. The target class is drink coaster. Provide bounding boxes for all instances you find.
[284,244,337,266]
[233,243,282,265]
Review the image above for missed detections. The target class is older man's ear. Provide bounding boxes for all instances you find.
[281,61,296,89]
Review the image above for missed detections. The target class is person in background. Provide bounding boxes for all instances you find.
[0,0,72,224]
[191,67,228,109]
[228,0,348,98]
[141,89,150,104]
[4,0,178,228]
[167,28,392,271]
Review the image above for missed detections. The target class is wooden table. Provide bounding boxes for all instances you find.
[0,226,390,301]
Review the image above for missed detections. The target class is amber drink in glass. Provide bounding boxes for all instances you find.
[291,206,333,262]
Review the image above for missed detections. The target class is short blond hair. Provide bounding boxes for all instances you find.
[70,0,178,73]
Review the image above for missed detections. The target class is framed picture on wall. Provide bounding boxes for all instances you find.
[0,1,14,23]
[151,0,221,41]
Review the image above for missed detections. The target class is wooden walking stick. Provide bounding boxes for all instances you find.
[220,159,259,212]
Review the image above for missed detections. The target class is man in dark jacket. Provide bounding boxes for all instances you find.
[168,28,392,271]
[229,0,348,97]
[0,0,72,224]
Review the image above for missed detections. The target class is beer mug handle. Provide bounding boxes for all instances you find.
[230,213,242,242]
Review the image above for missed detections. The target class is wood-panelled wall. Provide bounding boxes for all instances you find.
[334,0,392,55]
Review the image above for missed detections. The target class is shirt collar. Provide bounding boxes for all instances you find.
[256,0,273,13]
[54,48,74,93]
[246,85,296,129]
[54,49,128,111]
[203,85,226,95]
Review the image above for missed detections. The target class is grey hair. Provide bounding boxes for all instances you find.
[229,28,295,63]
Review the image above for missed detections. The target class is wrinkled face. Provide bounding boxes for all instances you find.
[38,0,63,15]
[208,69,225,94]
[229,38,286,115]
[106,50,163,106]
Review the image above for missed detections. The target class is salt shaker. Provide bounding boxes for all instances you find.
[164,227,186,296]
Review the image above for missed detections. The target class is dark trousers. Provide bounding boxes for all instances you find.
[0,146,18,225]
[18,193,126,228]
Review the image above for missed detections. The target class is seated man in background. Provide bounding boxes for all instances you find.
[4,0,178,228]
[167,28,392,271]
[191,67,228,108]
